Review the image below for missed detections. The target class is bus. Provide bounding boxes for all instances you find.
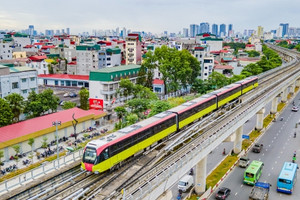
[244,160,264,185]
[277,162,298,194]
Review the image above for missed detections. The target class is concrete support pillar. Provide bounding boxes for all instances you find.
[195,156,207,195]
[296,79,300,87]
[256,108,265,130]
[270,96,279,114]
[281,88,288,103]
[234,126,243,154]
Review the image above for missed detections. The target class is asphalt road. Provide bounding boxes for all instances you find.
[209,93,300,200]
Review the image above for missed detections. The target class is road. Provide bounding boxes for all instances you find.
[209,93,300,200]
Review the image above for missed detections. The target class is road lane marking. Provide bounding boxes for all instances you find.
[281,151,283,154]
[262,153,264,156]
[235,192,238,196]
[272,167,274,170]
[275,161,277,164]
[240,184,243,188]
[272,140,274,143]
[274,137,277,139]
[278,156,280,159]
[268,173,270,176]
[269,144,271,147]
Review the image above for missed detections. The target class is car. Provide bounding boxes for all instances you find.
[292,106,298,112]
[215,187,231,199]
[252,143,263,153]
[59,100,65,106]
[69,93,77,98]
[63,92,69,97]
[239,156,250,168]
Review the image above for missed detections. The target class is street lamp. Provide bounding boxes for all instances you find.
[52,120,61,168]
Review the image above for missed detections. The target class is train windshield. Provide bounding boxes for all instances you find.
[83,147,97,164]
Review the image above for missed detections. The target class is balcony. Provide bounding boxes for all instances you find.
[101,90,116,95]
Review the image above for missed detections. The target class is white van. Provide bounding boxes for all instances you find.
[178,175,194,192]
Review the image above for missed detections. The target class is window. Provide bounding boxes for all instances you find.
[21,78,27,83]
[61,81,64,86]
[55,80,59,86]
[107,57,111,61]
[30,77,35,81]
[12,82,19,89]
[22,89,27,94]
[72,81,77,86]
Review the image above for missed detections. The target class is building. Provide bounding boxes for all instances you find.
[38,74,89,88]
[257,26,264,39]
[89,65,141,108]
[0,107,106,161]
[212,24,218,36]
[279,23,289,37]
[12,33,31,48]
[200,22,210,34]
[228,24,233,37]
[0,65,38,99]
[0,42,13,60]
[125,33,142,65]
[66,28,70,35]
[27,55,49,74]
[219,24,226,37]
[28,25,34,36]
[183,28,189,37]
[190,24,199,38]
[98,48,121,68]
[193,46,214,80]
[76,44,100,75]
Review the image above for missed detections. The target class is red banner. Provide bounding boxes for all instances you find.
[89,98,104,110]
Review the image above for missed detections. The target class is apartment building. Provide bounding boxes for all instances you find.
[0,65,38,99]
[193,46,214,80]
[12,33,31,48]
[76,44,100,75]
[125,33,142,65]
[89,65,141,108]
[27,55,49,74]
[0,42,13,60]
[98,48,121,68]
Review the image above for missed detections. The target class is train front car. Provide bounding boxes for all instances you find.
[81,111,177,174]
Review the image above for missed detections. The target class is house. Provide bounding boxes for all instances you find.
[125,33,142,65]
[27,55,49,74]
[38,74,89,88]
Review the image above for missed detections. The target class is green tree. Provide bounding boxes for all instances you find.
[114,106,127,122]
[28,138,35,163]
[79,87,89,110]
[191,79,206,94]
[118,79,135,100]
[133,84,158,100]
[42,136,48,148]
[12,144,21,166]
[24,90,44,118]
[0,98,14,127]
[229,75,246,83]
[4,93,25,122]
[208,72,229,89]
[246,50,260,57]
[241,63,263,76]
[0,150,4,167]
[62,101,77,110]
[126,113,138,125]
[148,100,171,117]
[38,89,59,113]
[127,98,150,116]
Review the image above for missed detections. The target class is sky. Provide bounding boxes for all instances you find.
[0,0,299,35]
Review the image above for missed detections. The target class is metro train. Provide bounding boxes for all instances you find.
[81,76,258,173]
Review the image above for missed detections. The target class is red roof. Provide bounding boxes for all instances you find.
[195,47,205,50]
[0,108,105,143]
[210,50,220,54]
[220,50,229,53]
[246,44,255,47]
[97,41,112,46]
[38,74,89,80]
[71,41,75,45]
[202,33,211,37]
[24,45,35,48]
[152,79,164,85]
[68,61,77,65]
[29,55,47,61]
[34,42,44,46]
[41,45,56,49]
[214,60,219,64]
[214,65,234,69]
[223,46,230,49]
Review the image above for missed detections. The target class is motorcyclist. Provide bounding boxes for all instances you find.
[294,132,297,138]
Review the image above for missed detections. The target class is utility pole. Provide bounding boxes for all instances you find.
[52,120,61,168]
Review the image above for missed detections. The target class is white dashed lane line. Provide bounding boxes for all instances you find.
[235,192,238,196]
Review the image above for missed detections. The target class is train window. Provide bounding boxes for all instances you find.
[83,147,97,164]
[103,148,109,160]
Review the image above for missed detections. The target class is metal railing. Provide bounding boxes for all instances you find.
[0,149,83,194]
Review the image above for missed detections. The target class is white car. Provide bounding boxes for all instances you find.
[292,106,299,112]
[63,92,69,97]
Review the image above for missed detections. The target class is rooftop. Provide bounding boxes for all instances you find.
[38,74,89,80]
[92,65,141,73]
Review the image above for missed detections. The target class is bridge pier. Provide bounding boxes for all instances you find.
[271,95,280,114]
[233,126,243,154]
[281,88,288,102]
[195,156,207,195]
[256,108,265,130]
[296,79,300,88]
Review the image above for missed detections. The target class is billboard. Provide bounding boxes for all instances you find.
[89,98,104,110]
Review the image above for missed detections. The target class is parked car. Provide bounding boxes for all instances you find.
[59,100,65,106]
[178,175,193,192]
[239,156,250,168]
[215,187,231,199]
[63,92,69,97]
[69,93,77,98]
[252,143,263,153]
[292,106,299,112]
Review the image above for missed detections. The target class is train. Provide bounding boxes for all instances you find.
[81,76,258,173]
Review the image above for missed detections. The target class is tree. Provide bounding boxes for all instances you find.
[79,87,89,110]
[42,136,48,148]
[126,113,138,126]
[246,50,260,57]
[24,90,44,118]
[208,72,229,89]
[0,98,14,127]
[229,75,246,83]
[118,79,135,100]
[114,106,127,122]
[127,98,150,116]
[12,144,20,166]
[148,100,171,117]
[0,150,4,168]
[133,84,158,100]
[241,63,263,76]
[28,138,35,163]
[62,101,77,110]
[38,89,59,113]
[4,93,25,122]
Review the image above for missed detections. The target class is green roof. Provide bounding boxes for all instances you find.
[106,48,121,54]
[201,37,223,41]
[89,65,141,82]
[76,44,100,51]
[47,54,60,58]
[3,38,13,42]
[147,45,154,50]
[0,64,8,69]
[13,32,29,38]
[2,63,14,67]
[9,66,36,73]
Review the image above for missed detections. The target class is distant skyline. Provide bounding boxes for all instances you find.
[0,0,299,34]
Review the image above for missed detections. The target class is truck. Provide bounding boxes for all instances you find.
[249,182,271,200]
[252,143,263,153]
